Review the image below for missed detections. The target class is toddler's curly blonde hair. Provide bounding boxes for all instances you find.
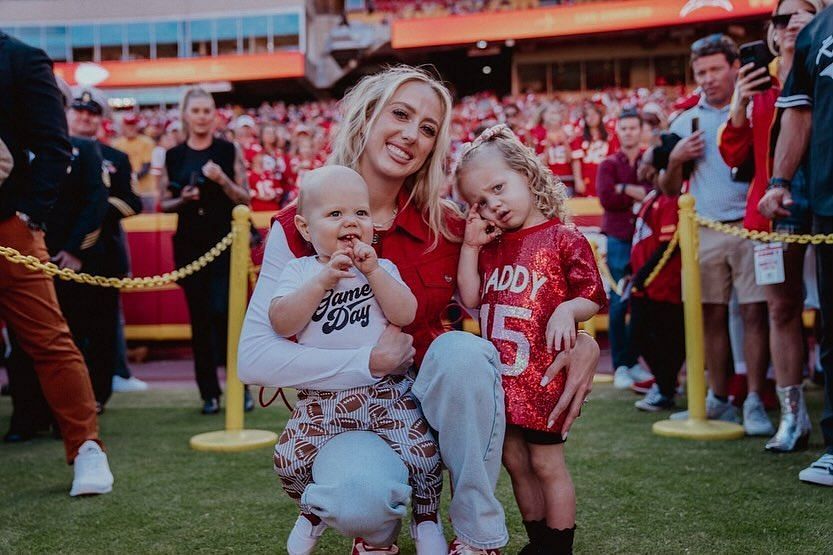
[456,124,570,223]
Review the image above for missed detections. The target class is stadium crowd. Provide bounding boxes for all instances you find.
[94,85,687,212]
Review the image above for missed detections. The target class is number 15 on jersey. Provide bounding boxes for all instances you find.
[479,303,532,377]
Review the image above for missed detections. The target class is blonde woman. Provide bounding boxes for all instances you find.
[239,66,600,554]
[725,0,824,451]
[159,87,250,414]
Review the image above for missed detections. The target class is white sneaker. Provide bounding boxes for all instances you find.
[742,392,775,437]
[798,453,833,487]
[70,440,114,496]
[613,365,634,389]
[628,362,653,384]
[112,375,149,393]
[410,519,447,555]
[669,390,740,422]
[634,384,675,412]
[287,515,328,555]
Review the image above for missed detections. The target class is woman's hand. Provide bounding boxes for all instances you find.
[463,205,501,248]
[369,325,415,378]
[540,332,599,434]
[181,185,200,202]
[734,63,771,108]
[352,240,379,275]
[545,304,576,353]
[202,160,225,183]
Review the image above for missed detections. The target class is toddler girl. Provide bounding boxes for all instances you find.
[456,125,606,554]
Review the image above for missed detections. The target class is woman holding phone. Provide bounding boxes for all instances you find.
[719,0,823,453]
[159,87,251,414]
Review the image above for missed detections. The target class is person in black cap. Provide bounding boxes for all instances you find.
[68,89,145,395]
[0,30,113,495]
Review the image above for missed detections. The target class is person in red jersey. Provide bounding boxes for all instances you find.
[571,103,620,197]
[457,125,605,555]
[247,152,283,212]
[724,0,824,453]
[286,131,324,204]
[528,103,577,194]
[628,147,684,412]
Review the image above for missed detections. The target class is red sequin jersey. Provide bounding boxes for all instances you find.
[478,218,606,432]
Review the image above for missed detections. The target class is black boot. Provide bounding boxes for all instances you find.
[540,525,575,555]
[519,519,547,554]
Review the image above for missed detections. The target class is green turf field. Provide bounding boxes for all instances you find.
[1,383,831,554]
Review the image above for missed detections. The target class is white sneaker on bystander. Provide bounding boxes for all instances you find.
[112,375,149,393]
[70,440,114,497]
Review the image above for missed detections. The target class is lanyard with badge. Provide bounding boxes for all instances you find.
[754,242,785,285]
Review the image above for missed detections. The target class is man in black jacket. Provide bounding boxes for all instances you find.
[67,89,143,404]
[0,30,113,496]
[69,90,148,393]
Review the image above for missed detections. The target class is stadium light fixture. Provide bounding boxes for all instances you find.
[476,40,488,49]
[482,66,492,75]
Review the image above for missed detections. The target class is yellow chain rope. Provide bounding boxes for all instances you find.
[0,231,233,289]
[696,215,833,244]
[592,243,622,297]
[640,228,680,290]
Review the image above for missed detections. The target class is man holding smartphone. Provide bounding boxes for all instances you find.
[659,34,771,436]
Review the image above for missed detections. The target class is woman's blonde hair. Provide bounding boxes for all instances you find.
[179,87,215,139]
[328,65,459,248]
[456,124,570,223]
[767,0,825,55]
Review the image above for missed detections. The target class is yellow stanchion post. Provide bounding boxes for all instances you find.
[653,195,744,440]
[190,205,278,452]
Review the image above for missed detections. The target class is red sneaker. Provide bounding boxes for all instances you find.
[448,538,501,554]
[630,377,655,394]
[351,538,400,554]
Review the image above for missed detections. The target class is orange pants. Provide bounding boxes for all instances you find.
[0,215,101,463]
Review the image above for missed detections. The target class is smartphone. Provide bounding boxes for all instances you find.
[691,117,699,134]
[739,40,774,92]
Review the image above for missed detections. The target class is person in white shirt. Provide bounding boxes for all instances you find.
[269,166,446,555]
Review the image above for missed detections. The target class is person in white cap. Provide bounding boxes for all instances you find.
[233,114,258,151]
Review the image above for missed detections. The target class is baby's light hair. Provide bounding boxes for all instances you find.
[457,124,570,223]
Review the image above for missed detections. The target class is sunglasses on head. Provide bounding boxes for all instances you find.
[691,33,726,52]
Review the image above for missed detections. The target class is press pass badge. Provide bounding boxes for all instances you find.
[754,242,785,285]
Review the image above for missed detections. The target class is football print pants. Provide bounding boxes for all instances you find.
[274,375,442,516]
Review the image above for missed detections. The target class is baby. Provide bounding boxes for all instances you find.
[269,165,446,555]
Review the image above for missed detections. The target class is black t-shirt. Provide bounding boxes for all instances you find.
[776,5,833,217]
[165,138,236,264]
